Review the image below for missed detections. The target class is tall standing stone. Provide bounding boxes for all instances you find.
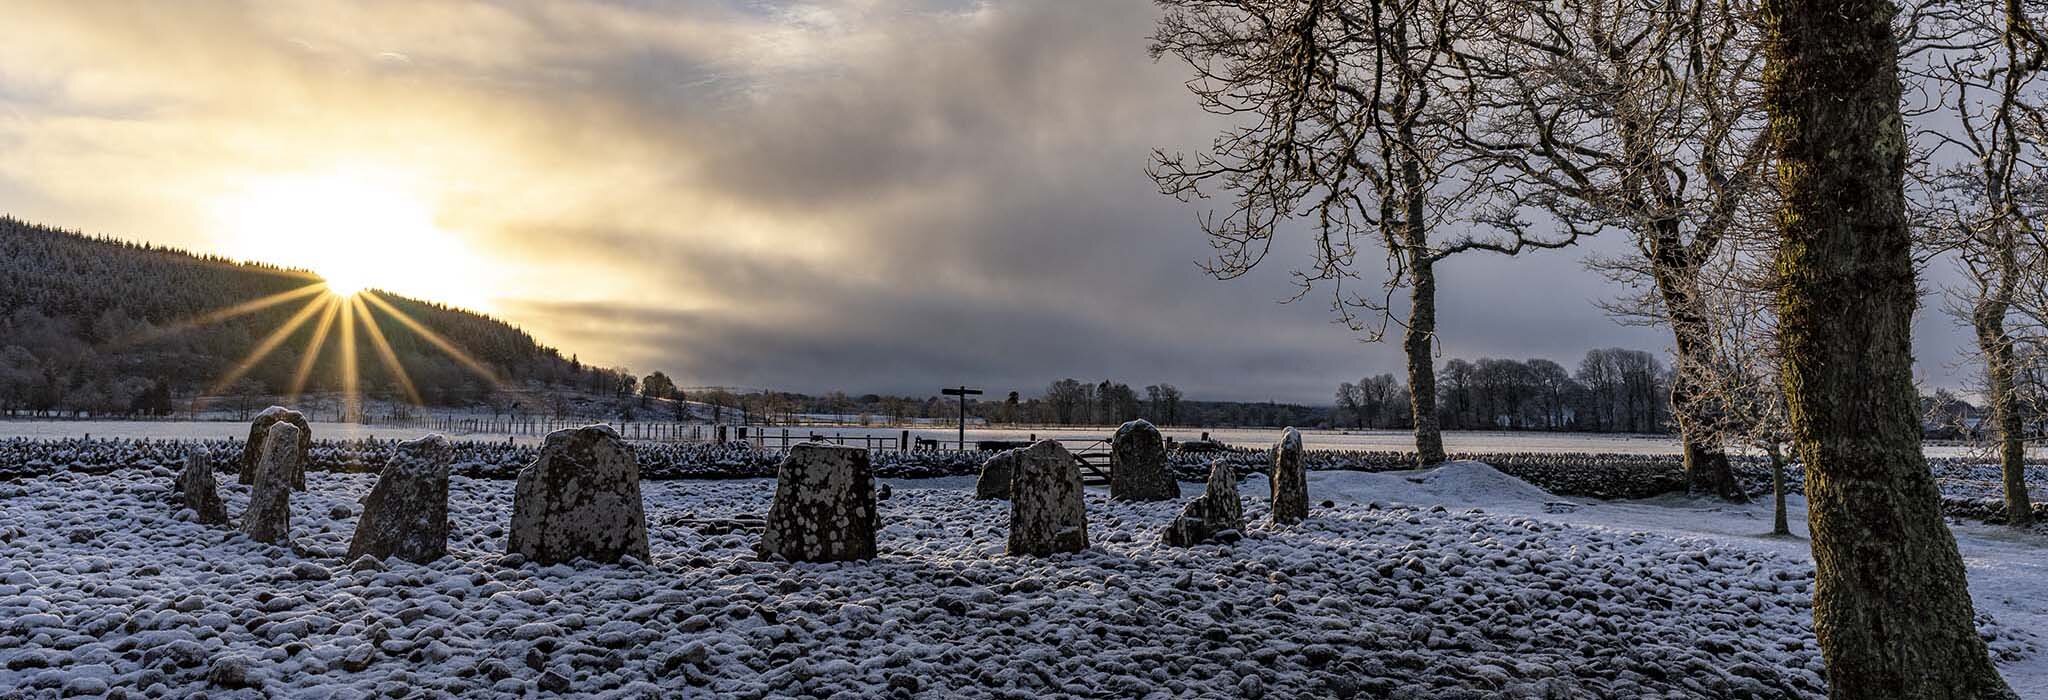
[508,425,649,566]
[239,406,310,490]
[1163,462,1243,547]
[756,443,878,562]
[348,434,453,563]
[1270,427,1308,525]
[976,449,1020,500]
[174,452,230,525]
[241,422,300,544]
[1110,419,1179,502]
[1007,440,1089,556]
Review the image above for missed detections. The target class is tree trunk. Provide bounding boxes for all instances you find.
[1650,219,1747,502]
[1763,0,2016,696]
[1768,443,1790,537]
[1975,302,2033,527]
[1406,253,1447,466]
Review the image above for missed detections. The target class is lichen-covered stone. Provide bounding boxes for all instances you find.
[1007,440,1089,556]
[347,434,453,564]
[756,443,877,562]
[240,422,300,544]
[1271,427,1308,525]
[507,425,649,566]
[976,449,1020,500]
[1163,462,1243,547]
[238,406,309,490]
[173,452,229,525]
[1110,419,1179,502]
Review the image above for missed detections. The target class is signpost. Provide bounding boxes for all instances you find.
[941,386,983,451]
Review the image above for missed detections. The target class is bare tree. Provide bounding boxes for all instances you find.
[1151,0,1582,466]
[1459,0,1772,501]
[1762,0,2017,694]
[1695,244,1797,535]
[1335,381,1365,428]
[1910,0,2048,528]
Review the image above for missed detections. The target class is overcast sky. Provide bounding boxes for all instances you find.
[0,0,1981,403]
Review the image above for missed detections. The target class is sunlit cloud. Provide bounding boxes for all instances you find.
[0,1,1982,400]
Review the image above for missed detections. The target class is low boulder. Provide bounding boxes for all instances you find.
[976,449,1021,500]
[173,452,229,525]
[1163,462,1243,547]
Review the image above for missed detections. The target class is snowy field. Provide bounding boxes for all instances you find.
[0,420,527,445]
[1,463,2042,697]
[0,420,2018,458]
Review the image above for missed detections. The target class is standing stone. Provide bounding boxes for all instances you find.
[1163,462,1243,547]
[1110,419,1179,502]
[976,449,1020,500]
[240,423,300,544]
[347,434,453,564]
[1270,427,1308,525]
[1007,440,1089,556]
[508,425,650,565]
[756,443,878,562]
[174,452,229,525]
[239,406,310,490]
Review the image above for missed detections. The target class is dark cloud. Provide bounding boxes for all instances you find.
[0,0,1982,403]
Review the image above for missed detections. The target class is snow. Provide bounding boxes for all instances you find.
[0,457,2041,697]
[0,420,535,444]
[7,420,2024,459]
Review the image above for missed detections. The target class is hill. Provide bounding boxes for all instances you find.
[0,216,616,415]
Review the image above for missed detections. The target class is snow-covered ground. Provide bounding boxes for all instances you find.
[0,420,530,444]
[1,462,2040,697]
[2,420,2021,458]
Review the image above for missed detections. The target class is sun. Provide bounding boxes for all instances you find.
[319,271,368,297]
[210,166,492,310]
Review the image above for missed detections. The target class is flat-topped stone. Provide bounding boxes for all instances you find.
[756,443,878,562]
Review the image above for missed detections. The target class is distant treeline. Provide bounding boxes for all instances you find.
[0,216,633,416]
[663,379,1327,429]
[1336,348,1672,433]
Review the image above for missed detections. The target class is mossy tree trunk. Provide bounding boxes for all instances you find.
[1763,0,2016,696]
[1975,287,2033,528]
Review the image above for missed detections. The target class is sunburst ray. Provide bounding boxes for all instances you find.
[338,295,361,421]
[108,281,327,350]
[351,294,424,406]
[203,292,332,402]
[287,296,343,399]
[359,290,502,387]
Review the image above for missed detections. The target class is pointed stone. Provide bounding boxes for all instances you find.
[1270,427,1308,525]
[347,434,453,564]
[240,422,300,544]
[239,406,310,490]
[1163,462,1243,547]
[174,452,229,525]
[976,449,1020,500]
[1110,419,1179,502]
[757,443,878,562]
[508,425,649,566]
[1007,440,1089,556]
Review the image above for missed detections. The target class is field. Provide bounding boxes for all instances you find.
[0,432,2044,697]
[0,420,2017,459]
